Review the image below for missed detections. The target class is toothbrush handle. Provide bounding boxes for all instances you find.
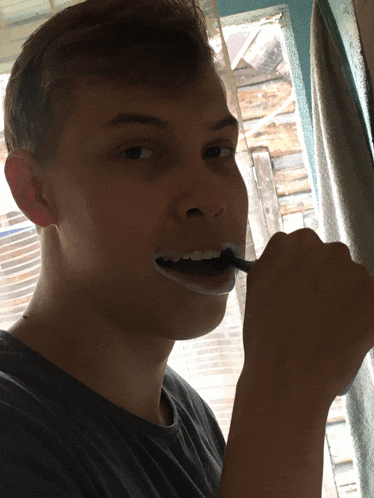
[231,257,258,273]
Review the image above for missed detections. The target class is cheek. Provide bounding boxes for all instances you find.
[236,179,249,216]
[86,187,166,231]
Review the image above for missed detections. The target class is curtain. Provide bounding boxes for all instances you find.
[311,0,374,495]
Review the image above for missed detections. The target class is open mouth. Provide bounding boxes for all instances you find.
[155,248,234,277]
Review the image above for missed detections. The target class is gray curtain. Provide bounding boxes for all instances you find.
[311,0,374,495]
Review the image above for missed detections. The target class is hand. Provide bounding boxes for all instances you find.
[241,228,374,405]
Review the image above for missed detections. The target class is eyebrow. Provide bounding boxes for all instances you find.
[103,112,239,132]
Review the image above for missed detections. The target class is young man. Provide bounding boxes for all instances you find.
[1,1,249,495]
[2,1,374,497]
[2,65,246,496]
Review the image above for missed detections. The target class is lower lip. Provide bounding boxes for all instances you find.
[154,261,239,296]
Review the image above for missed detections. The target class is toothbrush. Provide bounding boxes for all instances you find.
[226,253,258,273]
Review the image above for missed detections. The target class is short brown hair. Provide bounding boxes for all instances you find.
[3,0,217,169]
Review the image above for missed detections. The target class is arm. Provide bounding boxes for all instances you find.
[218,369,329,498]
[217,228,374,497]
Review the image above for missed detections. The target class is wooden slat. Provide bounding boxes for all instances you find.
[324,435,340,498]
[238,78,295,121]
[251,147,283,236]
[0,266,40,286]
[278,191,314,215]
[273,164,312,196]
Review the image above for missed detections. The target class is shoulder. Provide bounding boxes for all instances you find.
[0,377,83,497]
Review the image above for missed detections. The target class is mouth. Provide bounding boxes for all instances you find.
[154,248,235,277]
[153,247,238,296]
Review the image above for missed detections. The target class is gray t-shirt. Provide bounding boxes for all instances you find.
[0,330,225,497]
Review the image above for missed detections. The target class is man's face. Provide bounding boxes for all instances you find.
[33,68,249,340]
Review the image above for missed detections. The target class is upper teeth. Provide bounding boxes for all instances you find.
[163,250,222,263]
[157,242,233,263]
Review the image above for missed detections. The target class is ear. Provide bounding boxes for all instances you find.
[4,149,56,229]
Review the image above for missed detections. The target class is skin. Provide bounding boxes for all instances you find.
[4,68,248,426]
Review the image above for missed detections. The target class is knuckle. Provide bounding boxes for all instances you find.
[267,231,287,247]
[289,228,320,240]
[328,241,351,257]
[273,231,287,238]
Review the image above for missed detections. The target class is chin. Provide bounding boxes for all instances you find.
[169,303,228,341]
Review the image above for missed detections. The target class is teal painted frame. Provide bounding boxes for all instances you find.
[217,1,319,215]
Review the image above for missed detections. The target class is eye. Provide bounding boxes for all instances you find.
[204,145,235,159]
[120,145,235,160]
[120,146,154,160]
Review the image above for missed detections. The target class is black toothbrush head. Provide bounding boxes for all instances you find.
[221,249,257,273]
[230,255,257,273]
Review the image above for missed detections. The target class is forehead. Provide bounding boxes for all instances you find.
[66,69,230,129]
